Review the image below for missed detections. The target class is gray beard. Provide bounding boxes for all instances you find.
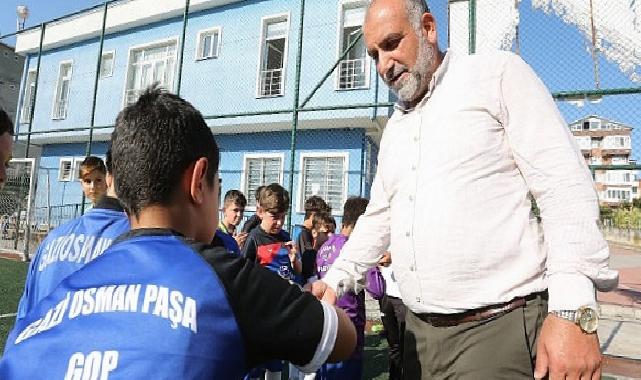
[395,39,436,103]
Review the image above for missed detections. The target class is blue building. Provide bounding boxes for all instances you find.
[13,0,392,227]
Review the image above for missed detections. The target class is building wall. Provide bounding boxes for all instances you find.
[0,43,25,124]
[17,0,390,136]
[33,128,371,227]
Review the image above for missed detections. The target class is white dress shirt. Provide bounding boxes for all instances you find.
[323,50,618,314]
[380,265,401,299]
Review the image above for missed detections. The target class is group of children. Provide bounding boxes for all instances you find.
[213,180,371,379]
[0,87,376,380]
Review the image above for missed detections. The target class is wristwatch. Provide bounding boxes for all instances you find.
[550,306,599,334]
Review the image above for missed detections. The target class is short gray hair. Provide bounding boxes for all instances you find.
[404,0,430,32]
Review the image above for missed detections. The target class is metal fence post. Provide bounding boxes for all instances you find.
[176,0,191,96]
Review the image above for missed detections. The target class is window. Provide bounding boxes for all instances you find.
[337,2,368,90]
[611,156,628,165]
[242,154,284,208]
[72,157,86,181]
[21,70,37,123]
[53,61,73,119]
[100,51,115,78]
[59,158,73,182]
[257,15,289,97]
[124,39,178,105]
[299,153,348,214]
[589,156,602,165]
[196,28,221,60]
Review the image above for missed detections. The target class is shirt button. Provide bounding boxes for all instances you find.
[409,195,414,201]
[409,264,416,271]
[411,164,416,171]
[414,136,419,142]
[415,297,421,303]
[405,231,411,237]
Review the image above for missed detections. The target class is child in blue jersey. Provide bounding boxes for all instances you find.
[315,197,370,380]
[15,151,129,321]
[217,189,248,254]
[242,183,303,380]
[1,87,356,379]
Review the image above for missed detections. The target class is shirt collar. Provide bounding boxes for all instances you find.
[94,196,125,212]
[394,49,454,114]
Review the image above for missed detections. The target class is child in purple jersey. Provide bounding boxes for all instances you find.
[315,197,369,380]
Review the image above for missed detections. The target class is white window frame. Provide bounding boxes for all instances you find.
[59,158,74,182]
[20,69,37,123]
[297,151,349,215]
[195,27,222,60]
[100,51,115,78]
[122,37,179,107]
[72,157,86,181]
[255,12,291,98]
[52,60,74,120]
[240,153,285,211]
[335,0,371,91]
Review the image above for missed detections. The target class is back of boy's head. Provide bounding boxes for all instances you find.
[0,108,14,136]
[259,183,289,214]
[342,197,369,228]
[79,156,106,178]
[111,86,219,217]
[224,190,247,208]
[304,196,329,220]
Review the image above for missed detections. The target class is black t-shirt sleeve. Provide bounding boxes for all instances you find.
[197,245,325,368]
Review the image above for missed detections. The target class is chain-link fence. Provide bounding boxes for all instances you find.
[1,0,640,258]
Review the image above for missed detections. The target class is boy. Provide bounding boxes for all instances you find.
[0,88,356,379]
[315,197,369,380]
[241,185,265,234]
[0,108,14,190]
[217,189,248,254]
[14,148,129,321]
[241,183,302,380]
[311,211,336,251]
[79,156,108,206]
[297,196,330,283]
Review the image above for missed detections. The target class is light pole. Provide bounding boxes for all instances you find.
[17,5,29,31]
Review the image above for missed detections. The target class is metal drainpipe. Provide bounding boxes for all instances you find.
[287,0,306,231]
[469,0,476,54]
[176,0,191,96]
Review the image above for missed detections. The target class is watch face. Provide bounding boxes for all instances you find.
[578,307,599,333]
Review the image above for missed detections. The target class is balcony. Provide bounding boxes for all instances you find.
[337,58,367,90]
[259,68,283,97]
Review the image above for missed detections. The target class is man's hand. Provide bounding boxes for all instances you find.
[534,314,602,380]
[305,280,337,305]
[234,232,248,249]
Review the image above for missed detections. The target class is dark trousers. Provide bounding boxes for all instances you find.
[403,293,548,380]
[379,294,407,380]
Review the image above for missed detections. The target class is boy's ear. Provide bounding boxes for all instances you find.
[187,158,209,205]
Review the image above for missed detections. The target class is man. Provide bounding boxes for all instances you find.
[14,148,129,321]
[1,88,356,379]
[311,1,617,379]
[0,109,14,190]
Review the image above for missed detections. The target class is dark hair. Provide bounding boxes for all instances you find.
[79,156,106,177]
[224,190,247,208]
[304,195,330,220]
[342,197,369,228]
[259,183,289,213]
[111,86,219,217]
[255,185,266,202]
[312,211,336,233]
[105,148,113,174]
[0,108,14,136]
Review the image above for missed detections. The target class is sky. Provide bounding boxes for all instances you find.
[1,0,640,158]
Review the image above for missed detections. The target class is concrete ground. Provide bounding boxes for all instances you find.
[598,243,641,379]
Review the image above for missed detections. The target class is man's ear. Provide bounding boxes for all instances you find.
[421,12,438,44]
[188,158,209,205]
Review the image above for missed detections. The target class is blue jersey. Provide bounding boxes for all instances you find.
[216,229,240,255]
[2,229,332,379]
[16,197,129,320]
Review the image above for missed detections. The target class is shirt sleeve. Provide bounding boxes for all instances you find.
[198,246,336,370]
[241,232,257,262]
[323,167,392,296]
[498,54,618,310]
